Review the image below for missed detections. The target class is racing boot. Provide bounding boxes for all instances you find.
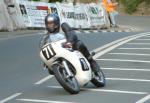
[88,52,100,73]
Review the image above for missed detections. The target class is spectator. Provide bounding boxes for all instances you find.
[102,0,118,27]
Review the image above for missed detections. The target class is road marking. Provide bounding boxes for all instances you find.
[108,53,150,56]
[118,48,150,50]
[0,93,22,103]
[135,94,150,103]
[92,32,145,53]
[0,32,43,41]
[47,86,62,88]
[17,99,75,103]
[102,68,150,72]
[83,89,147,95]
[47,86,147,95]
[127,43,150,45]
[34,75,53,85]
[93,33,137,53]
[93,32,150,58]
[136,39,150,40]
[107,78,150,82]
[97,58,150,63]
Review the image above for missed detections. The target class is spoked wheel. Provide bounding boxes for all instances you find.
[52,61,79,94]
[91,60,106,87]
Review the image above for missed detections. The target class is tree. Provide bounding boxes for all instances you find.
[117,0,150,14]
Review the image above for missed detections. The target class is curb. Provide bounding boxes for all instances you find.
[75,29,132,34]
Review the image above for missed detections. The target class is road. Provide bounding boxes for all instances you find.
[0,16,150,103]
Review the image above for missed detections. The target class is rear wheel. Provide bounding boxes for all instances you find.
[53,61,79,94]
[91,61,106,87]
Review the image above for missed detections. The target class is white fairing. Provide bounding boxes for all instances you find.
[40,39,92,86]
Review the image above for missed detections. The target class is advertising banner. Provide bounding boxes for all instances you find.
[86,3,105,27]
[74,4,90,28]
[56,3,75,27]
[18,1,58,27]
[16,1,109,29]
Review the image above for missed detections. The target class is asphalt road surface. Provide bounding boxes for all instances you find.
[1,30,150,103]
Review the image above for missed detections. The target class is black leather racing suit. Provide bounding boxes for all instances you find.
[61,23,91,61]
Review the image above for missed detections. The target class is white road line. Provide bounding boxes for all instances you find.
[108,53,150,56]
[135,94,150,103]
[127,43,150,45]
[93,32,150,58]
[17,99,75,103]
[107,78,150,82]
[93,32,137,53]
[93,37,125,52]
[97,58,150,63]
[34,75,53,85]
[136,39,150,40]
[47,86,62,88]
[0,93,22,103]
[102,68,150,72]
[0,32,43,41]
[47,86,147,95]
[83,89,147,95]
[118,48,150,50]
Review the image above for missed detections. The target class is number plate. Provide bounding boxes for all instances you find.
[80,58,89,71]
[42,44,56,60]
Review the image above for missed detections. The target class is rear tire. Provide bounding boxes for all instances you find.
[53,63,80,94]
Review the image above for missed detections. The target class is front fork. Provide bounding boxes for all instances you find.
[62,60,73,78]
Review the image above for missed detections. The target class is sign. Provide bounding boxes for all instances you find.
[16,1,109,29]
[74,4,90,28]
[56,3,75,27]
[18,1,58,27]
[86,3,105,27]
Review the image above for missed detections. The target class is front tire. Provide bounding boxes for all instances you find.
[53,63,79,94]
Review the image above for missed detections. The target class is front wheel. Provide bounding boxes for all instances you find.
[52,62,80,94]
[91,61,106,87]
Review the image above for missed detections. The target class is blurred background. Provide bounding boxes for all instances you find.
[32,0,150,15]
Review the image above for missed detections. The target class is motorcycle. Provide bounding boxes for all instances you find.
[40,37,105,94]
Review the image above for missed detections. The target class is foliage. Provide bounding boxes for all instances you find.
[117,0,150,14]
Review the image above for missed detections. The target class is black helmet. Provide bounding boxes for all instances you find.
[45,13,60,33]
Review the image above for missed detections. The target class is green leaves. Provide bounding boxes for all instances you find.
[117,0,150,14]
[125,0,141,14]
